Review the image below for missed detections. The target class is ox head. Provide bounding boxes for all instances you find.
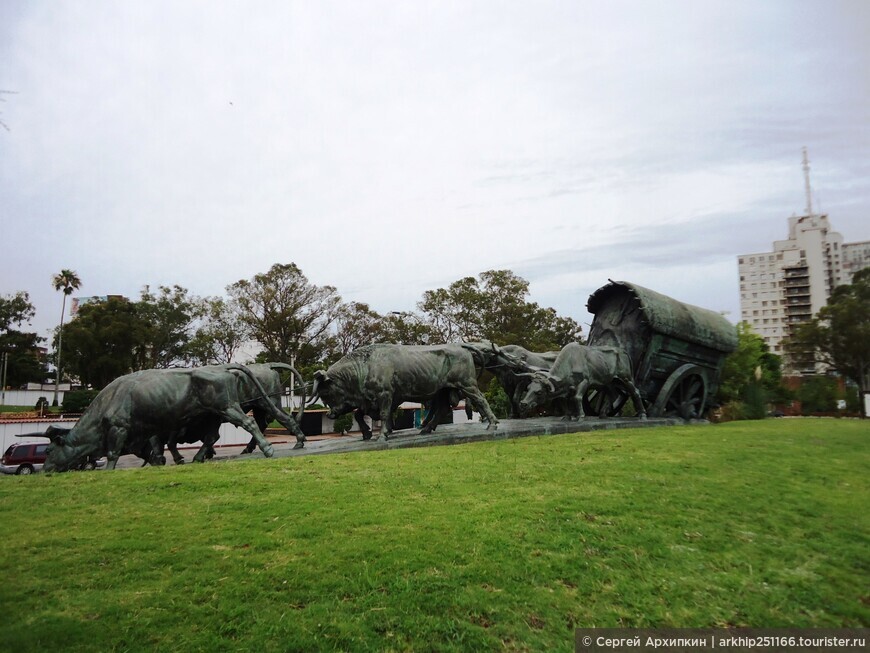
[42,425,98,473]
[518,372,556,417]
[311,370,344,419]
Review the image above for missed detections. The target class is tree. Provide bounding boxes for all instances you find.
[717,322,787,414]
[60,297,146,388]
[379,311,436,346]
[418,269,582,349]
[796,376,838,414]
[787,268,870,417]
[227,263,341,367]
[52,269,82,404]
[0,292,46,387]
[188,297,250,366]
[330,302,386,358]
[0,291,35,328]
[135,285,200,368]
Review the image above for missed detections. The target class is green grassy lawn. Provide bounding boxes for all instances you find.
[1,420,867,652]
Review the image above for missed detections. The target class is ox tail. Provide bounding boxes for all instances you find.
[228,363,306,429]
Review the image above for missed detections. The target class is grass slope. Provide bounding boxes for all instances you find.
[1,420,868,652]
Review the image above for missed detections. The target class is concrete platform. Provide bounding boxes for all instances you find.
[241,415,693,461]
[107,416,701,469]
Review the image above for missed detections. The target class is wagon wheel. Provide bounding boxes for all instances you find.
[652,364,707,420]
[582,386,629,417]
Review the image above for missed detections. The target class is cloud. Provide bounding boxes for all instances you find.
[1,1,868,342]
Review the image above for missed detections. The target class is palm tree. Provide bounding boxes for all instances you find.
[52,269,82,405]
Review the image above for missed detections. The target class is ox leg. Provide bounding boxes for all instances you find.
[460,385,499,431]
[193,418,222,462]
[619,377,647,420]
[221,407,274,458]
[378,394,394,440]
[166,434,185,465]
[420,390,449,434]
[420,403,434,430]
[192,439,213,463]
[569,380,590,420]
[510,385,528,419]
[148,435,167,466]
[259,401,306,450]
[105,426,130,470]
[420,398,447,435]
[168,443,185,464]
[354,409,373,440]
[241,412,264,454]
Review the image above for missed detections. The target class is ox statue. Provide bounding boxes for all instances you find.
[518,342,647,420]
[43,363,306,472]
[461,342,560,418]
[311,343,499,440]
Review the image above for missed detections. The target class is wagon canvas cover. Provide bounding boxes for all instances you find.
[587,280,737,353]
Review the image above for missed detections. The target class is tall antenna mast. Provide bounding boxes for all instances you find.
[802,146,814,218]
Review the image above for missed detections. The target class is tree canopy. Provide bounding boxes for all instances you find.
[717,322,788,414]
[60,297,146,389]
[188,297,249,366]
[60,287,215,387]
[787,267,870,416]
[227,263,341,367]
[418,269,582,349]
[135,285,200,369]
[25,264,586,389]
[0,291,46,386]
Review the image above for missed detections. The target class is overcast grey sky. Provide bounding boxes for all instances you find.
[2,1,868,341]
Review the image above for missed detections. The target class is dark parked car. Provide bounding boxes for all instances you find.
[1,442,105,475]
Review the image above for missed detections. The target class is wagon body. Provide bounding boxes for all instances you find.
[585,281,737,418]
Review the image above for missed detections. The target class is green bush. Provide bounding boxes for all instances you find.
[484,377,510,419]
[61,389,100,413]
[797,376,838,414]
[718,400,746,422]
[743,382,767,420]
[333,412,353,433]
[845,385,862,413]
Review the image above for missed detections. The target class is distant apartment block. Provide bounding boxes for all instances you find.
[737,213,868,372]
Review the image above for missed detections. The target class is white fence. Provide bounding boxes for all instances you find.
[0,390,307,409]
[0,389,66,407]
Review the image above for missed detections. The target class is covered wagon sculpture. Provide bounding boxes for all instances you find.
[583,280,737,419]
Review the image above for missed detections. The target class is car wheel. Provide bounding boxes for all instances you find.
[82,461,96,471]
[16,465,34,475]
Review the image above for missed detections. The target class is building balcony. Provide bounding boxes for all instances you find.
[784,266,809,277]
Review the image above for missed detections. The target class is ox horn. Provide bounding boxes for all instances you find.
[20,425,71,445]
[309,370,329,405]
[538,372,557,393]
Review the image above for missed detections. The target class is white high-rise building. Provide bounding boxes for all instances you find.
[737,213,868,372]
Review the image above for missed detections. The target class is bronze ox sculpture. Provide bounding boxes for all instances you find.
[42,363,305,472]
[33,280,737,473]
[516,342,647,420]
[311,343,500,440]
